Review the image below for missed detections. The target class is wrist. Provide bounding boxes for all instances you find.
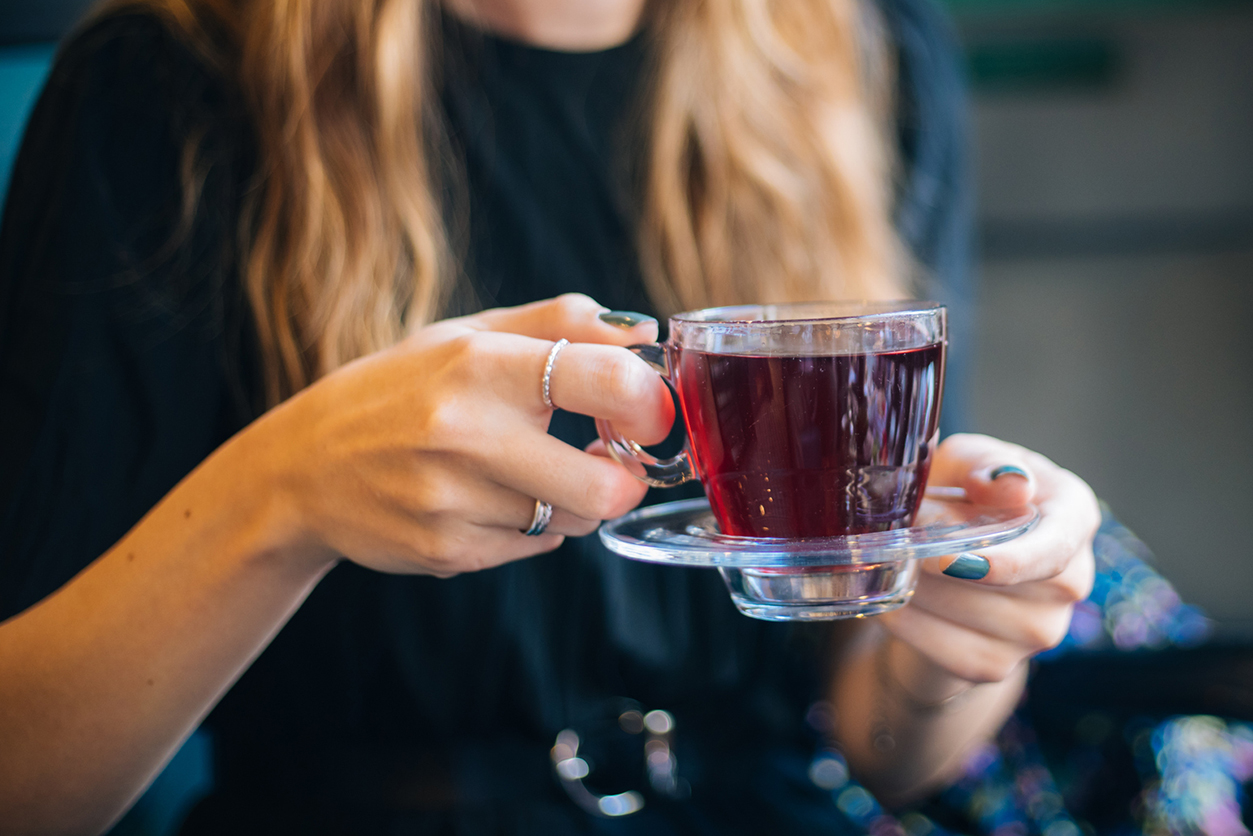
[877,633,978,711]
[214,411,342,579]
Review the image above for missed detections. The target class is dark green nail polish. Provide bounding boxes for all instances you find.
[990,465,1028,481]
[943,553,990,580]
[599,311,657,329]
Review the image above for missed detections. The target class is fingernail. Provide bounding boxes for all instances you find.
[599,311,657,329]
[990,465,1028,481]
[943,553,990,580]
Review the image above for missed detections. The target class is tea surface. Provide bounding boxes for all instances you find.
[674,344,944,538]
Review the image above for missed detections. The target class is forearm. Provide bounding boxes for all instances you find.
[828,622,1026,806]
[0,425,334,835]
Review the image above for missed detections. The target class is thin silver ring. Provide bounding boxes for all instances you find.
[523,499,554,536]
[542,338,569,410]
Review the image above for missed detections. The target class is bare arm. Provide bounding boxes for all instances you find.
[0,295,666,835]
[0,420,333,834]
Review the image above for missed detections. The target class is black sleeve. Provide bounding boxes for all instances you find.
[0,13,257,621]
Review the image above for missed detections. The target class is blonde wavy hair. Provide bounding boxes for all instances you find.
[104,0,903,404]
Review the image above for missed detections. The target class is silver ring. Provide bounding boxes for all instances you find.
[542,338,569,410]
[523,499,553,536]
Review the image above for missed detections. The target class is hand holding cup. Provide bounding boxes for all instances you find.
[251,294,672,578]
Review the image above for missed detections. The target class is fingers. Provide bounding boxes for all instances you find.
[409,384,652,523]
[905,565,1084,651]
[886,541,1096,680]
[413,525,568,578]
[415,295,677,460]
[938,466,1097,587]
[394,330,659,521]
[926,434,1100,587]
[474,297,673,444]
[296,296,666,581]
[479,430,652,522]
[525,506,603,539]
[426,331,673,444]
[885,433,1100,678]
[454,473,605,538]
[545,343,674,445]
[464,293,660,346]
[584,438,611,458]
[879,604,1031,685]
[361,466,612,579]
[930,433,1035,508]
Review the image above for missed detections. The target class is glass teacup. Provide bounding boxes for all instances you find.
[597,302,947,619]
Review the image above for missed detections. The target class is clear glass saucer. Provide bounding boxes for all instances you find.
[599,488,1040,621]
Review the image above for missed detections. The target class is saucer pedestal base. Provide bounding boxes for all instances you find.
[721,561,918,621]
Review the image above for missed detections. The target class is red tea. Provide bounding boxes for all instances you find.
[673,344,945,538]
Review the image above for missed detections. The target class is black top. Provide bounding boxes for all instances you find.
[0,4,972,833]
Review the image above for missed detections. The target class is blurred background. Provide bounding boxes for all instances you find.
[1,0,1251,832]
[951,0,1253,641]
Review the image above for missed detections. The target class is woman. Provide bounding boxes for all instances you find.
[0,0,1098,833]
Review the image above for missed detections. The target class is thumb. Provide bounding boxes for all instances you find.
[930,433,1035,507]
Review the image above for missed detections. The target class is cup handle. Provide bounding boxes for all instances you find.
[594,344,695,488]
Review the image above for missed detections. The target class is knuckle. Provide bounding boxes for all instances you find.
[533,533,567,555]
[1061,469,1102,535]
[582,476,628,521]
[944,432,1007,459]
[465,331,510,371]
[555,292,597,315]
[995,560,1026,587]
[423,531,457,566]
[583,483,619,521]
[550,293,598,328]
[424,530,480,572]
[603,353,652,409]
[446,331,508,380]
[940,642,1024,685]
[1044,615,1073,650]
[419,546,459,578]
[568,516,600,537]
[939,432,978,451]
[409,480,451,518]
[1021,620,1065,655]
[461,550,495,574]
[419,400,471,450]
[1056,566,1094,604]
[1083,494,1102,537]
[959,655,1021,686]
[1075,560,1096,599]
[444,331,480,364]
[948,660,992,685]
